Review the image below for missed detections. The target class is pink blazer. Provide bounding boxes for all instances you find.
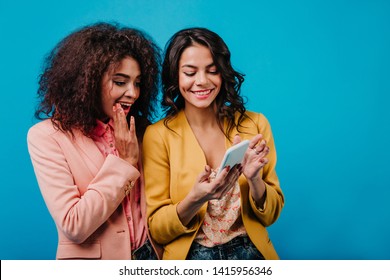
[27,119,161,259]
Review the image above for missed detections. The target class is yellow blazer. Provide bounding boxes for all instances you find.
[143,110,284,260]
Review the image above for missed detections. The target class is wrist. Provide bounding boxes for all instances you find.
[187,189,206,206]
[121,155,138,167]
[251,186,267,210]
[248,175,266,199]
[247,174,262,184]
[128,159,138,167]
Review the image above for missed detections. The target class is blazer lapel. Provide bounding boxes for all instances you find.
[176,110,207,168]
[72,130,105,176]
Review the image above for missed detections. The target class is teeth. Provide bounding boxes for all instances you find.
[193,89,211,96]
[119,102,132,107]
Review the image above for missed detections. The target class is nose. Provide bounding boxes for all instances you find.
[124,84,139,99]
[195,71,207,86]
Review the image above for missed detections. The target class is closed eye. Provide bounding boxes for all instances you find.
[207,66,219,74]
[114,81,126,86]
[208,70,219,75]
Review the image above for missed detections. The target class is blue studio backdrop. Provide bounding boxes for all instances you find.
[0,0,389,259]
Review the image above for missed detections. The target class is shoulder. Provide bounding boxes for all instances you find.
[144,111,186,138]
[147,117,166,130]
[27,119,80,144]
[240,110,270,127]
[27,120,62,155]
[144,118,166,137]
[143,117,169,148]
[28,119,57,139]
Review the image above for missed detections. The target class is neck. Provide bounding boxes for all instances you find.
[184,105,219,129]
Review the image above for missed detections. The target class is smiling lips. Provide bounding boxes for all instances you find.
[191,88,213,98]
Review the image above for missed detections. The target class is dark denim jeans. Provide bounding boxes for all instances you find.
[186,235,265,260]
[132,239,158,260]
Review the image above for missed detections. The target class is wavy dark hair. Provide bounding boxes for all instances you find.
[35,22,161,138]
[162,27,248,140]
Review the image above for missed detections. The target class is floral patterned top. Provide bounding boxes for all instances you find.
[194,169,247,247]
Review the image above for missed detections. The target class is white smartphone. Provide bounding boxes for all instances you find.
[217,140,250,175]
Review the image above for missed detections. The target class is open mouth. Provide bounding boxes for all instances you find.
[117,102,133,115]
[191,89,213,97]
[119,102,132,110]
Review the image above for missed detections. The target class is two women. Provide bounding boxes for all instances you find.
[28,23,283,260]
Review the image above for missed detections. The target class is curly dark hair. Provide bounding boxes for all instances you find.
[161,27,248,140]
[35,22,161,138]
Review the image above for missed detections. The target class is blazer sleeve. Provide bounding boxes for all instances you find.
[248,113,284,226]
[142,125,196,245]
[27,124,140,243]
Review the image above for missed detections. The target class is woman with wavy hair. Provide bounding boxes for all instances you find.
[143,27,284,260]
[27,22,161,260]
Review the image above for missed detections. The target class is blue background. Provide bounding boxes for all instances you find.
[1,0,389,260]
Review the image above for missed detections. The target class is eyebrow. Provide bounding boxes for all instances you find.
[113,73,141,79]
[181,63,216,69]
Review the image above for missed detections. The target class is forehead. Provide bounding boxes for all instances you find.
[179,44,214,65]
[107,56,141,75]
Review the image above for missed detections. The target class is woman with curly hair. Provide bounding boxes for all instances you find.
[143,27,284,259]
[27,22,161,260]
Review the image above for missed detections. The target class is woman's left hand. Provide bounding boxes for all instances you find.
[240,134,269,180]
[236,134,269,206]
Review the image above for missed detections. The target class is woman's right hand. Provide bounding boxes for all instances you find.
[112,103,139,167]
[193,164,242,203]
[177,164,241,226]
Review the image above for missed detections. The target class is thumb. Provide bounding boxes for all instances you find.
[233,134,241,145]
[198,165,212,183]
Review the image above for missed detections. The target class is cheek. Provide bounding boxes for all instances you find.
[101,92,111,109]
[135,88,141,99]
[179,80,192,92]
[212,76,222,88]
[101,99,112,118]
[179,73,192,87]
[101,84,111,101]
[100,89,115,114]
